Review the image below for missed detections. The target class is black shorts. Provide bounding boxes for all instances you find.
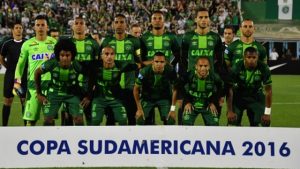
[3,72,27,98]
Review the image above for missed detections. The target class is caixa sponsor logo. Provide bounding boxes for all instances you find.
[32,53,55,60]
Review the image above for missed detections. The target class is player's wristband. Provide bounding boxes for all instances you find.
[264,107,271,115]
[170,105,176,112]
[14,79,21,84]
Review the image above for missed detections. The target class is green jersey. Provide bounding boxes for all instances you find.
[71,36,100,87]
[182,31,223,72]
[181,71,224,109]
[224,39,267,66]
[101,34,141,89]
[141,31,180,63]
[15,36,57,89]
[92,60,138,100]
[230,60,272,96]
[40,59,82,95]
[135,64,177,101]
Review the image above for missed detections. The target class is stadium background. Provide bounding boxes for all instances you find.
[0,0,300,168]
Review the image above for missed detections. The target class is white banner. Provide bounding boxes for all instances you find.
[0,126,299,168]
[278,0,293,20]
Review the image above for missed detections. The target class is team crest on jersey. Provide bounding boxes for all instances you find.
[208,41,214,47]
[192,41,197,46]
[125,45,131,50]
[47,45,54,50]
[33,47,39,51]
[235,50,242,55]
[138,73,143,79]
[86,45,92,51]
[147,42,153,47]
[164,41,170,47]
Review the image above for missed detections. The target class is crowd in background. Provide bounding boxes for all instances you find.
[0,0,240,38]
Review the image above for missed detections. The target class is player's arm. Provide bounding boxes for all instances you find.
[181,33,189,74]
[14,43,28,82]
[261,64,272,126]
[132,37,143,67]
[0,43,7,68]
[133,83,144,120]
[140,36,152,66]
[224,44,234,70]
[170,34,181,68]
[34,67,48,104]
[168,68,178,121]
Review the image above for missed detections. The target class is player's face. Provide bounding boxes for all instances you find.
[196,11,210,29]
[244,52,258,69]
[59,50,73,69]
[12,24,23,38]
[114,17,126,34]
[152,55,166,73]
[195,58,210,78]
[223,28,234,44]
[50,31,59,40]
[240,20,254,38]
[131,26,142,37]
[151,13,164,30]
[72,18,86,35]
[101,47,115,64]
[34,19,48,36]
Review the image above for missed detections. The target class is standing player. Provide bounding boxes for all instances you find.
[130,24,142,38]
[227,47,272,126]
[14,15,57,126]
[134,52,177,125]
[223,25,235,49]
[140,10,181,124]
[70,15,100,125]
[101,14,141,125]
[49,28,60,40]
[224,19,267,68]
[90,46,138,125]
[181,57,224,126]
[224,19,268,125]
[181,7,225,124]
[34,39,90,126]
[0,21,27,126]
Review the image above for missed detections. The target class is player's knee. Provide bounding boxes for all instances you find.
[3,98,13,106]
[136,118,145,125]
[44,117,54,126]
[73,116,84,126]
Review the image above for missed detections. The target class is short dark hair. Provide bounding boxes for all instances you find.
[131,23,140,29]
[153,52,165,58]
[224,25,235,32]
[244,46,258,56]
[152,10,164,16]
[35,15,48,24]
[49,28,59,33]
[9,20,22,29]
[196,7,209,14]
[54,39,77,61]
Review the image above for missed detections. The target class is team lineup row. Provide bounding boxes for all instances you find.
[0,8,271,127]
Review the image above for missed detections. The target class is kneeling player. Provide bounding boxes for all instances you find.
[34,39,90,126]
[227,47,272,126]
[181,57,224,126]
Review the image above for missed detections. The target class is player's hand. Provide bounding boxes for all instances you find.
[13,82,24,97]
[167,111,176,121]
[37,94,48,105]
[208,103,218,116]
[80,97,90,108]
[135,109,145,120]
[219,97,225,107]
[184,103,193,114]
[227,111,237,123]
[261,115,271,127]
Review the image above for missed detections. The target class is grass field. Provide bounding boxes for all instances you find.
[1,74,299,169]
[0,74,299,127]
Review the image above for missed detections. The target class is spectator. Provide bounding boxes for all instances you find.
[269,48,279,61]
